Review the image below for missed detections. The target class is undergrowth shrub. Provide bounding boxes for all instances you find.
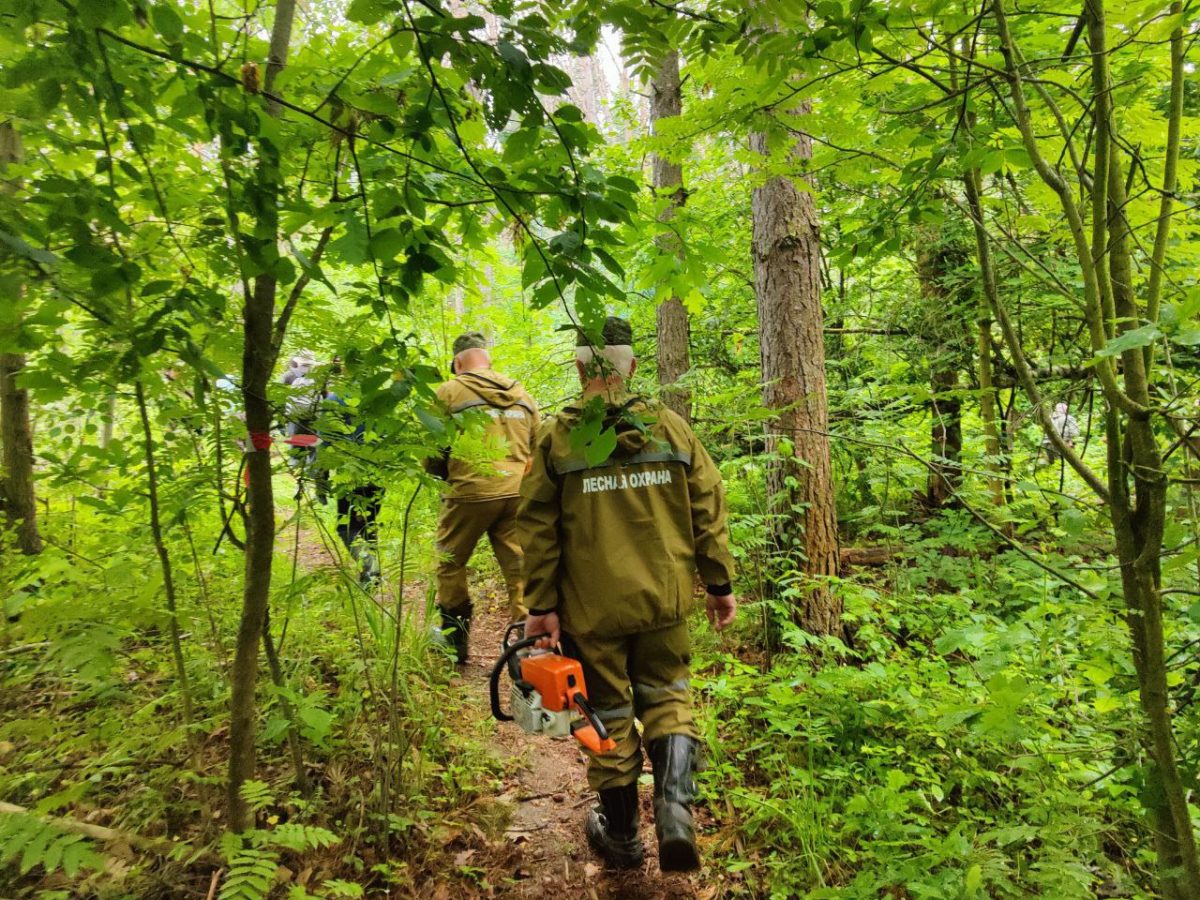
[694,527,1160,899]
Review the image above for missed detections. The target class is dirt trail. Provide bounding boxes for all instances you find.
[283,508,715,897]
[457,583,708,900]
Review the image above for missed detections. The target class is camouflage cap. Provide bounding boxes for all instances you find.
[576,316,633,347]
[452,331,489,355]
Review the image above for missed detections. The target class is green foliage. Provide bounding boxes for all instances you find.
[219,786,342,900]
[0,811,102,880]
[1,0,1198,894]
[696,548,1147,898]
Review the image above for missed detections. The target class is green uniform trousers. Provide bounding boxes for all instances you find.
[570,620,698,791]
[435,495,526,621]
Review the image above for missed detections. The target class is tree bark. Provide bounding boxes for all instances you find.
[1106,139,1197,898]
[0,353,41,555]
[914,234,963,508]
[750,108,842,639]
[962,172,1006,507]
[0,123,40,557]
[134,380,194,736]
[226,0,296,833]
[651,50,691,422]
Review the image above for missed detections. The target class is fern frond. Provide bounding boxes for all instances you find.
[269,823,339,852]
[0,811,102,878]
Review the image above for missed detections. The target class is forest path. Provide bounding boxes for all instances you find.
[455,585,707,899]
[285,506,711,897]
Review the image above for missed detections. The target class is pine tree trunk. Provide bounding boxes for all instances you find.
[227,0,296,833]
[651,50,691,422]
[0,353,41,555]
[750,110,842,638]
[0,124,39,556]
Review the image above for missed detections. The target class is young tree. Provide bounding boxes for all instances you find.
[226,0,297,833]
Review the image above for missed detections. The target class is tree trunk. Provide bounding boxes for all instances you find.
[915,237,963,508]
[0,353,41,555]
[926,363,961,508]
[134,381,194,736]
[750,109,842,639]
[0,123,39,556]
[227,0,296,833]
[1106,142,1199,897]
[963,169,1007,507]
[987,0,1200,889]
[651,50,691,422]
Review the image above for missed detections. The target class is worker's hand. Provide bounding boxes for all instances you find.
[525,610,560,650]
[706,592,737,632]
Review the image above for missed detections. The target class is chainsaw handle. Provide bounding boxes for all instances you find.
[488,635,541,722]
[571,691,610,742]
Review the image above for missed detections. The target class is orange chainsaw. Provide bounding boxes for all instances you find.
[489,624,617,754]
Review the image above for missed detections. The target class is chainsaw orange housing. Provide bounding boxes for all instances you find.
[519,654,586,712]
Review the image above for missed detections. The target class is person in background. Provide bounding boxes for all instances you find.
[517,317,736,874]
[280,349,317,387]
[425,331,540,664]
[277,352,380,583]
[1043,401,1081,463]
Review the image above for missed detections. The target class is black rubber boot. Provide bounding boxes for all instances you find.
[439,605,471,665]
[585,782,644,869]
[648,735,701,872]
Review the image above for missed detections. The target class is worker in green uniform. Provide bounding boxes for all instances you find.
[426,332,540,664]
[517,317,736,873]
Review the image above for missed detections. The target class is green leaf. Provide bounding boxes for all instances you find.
[1094,325,1161,359]
[0,229,58,267]
[583,427,618,467]
[346,0,397,24]
[151,3,183,41]
[369,228,405,262]
[549,230,582,257]
[497,41,531,75]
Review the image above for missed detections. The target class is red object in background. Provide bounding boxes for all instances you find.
[283,433,320,448]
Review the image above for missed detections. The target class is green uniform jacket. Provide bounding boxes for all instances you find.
[518,391,735,638]
[430,370,540,502]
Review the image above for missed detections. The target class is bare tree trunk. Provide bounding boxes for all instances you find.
[0,123,39,557]
[914,237,963,508]
[134,381,194,736]
[100,392,116,449]
[750,107,841,639]
[926,364,962,507]
[227,0,296,833]
[963,170,1007,507]
[0,353,41,555]
[1106,143,1196,898]
[651,50,691,422]
[262,609,309,796]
